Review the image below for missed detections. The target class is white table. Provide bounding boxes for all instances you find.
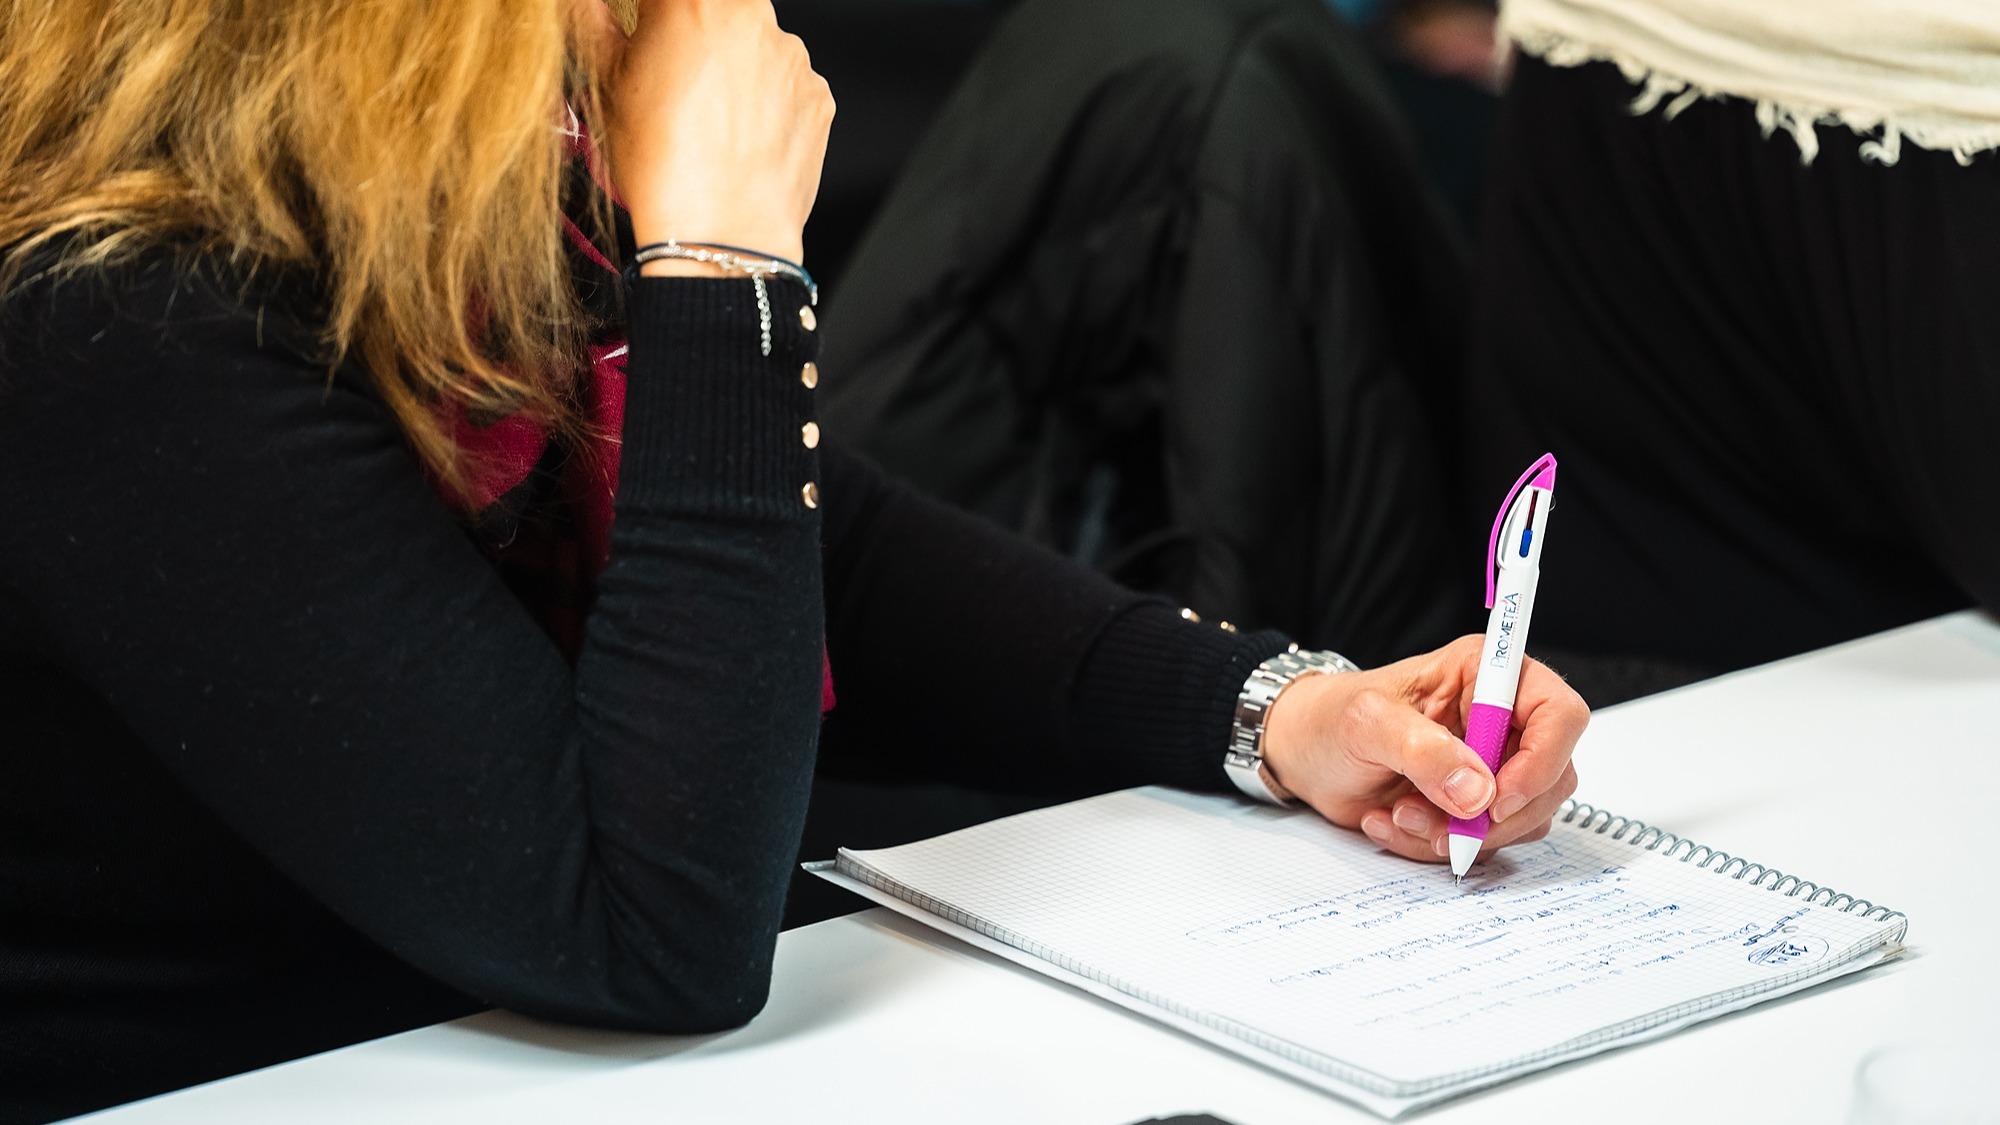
[80,613,2000,1124]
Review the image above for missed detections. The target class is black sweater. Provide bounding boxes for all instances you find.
[0,259,1286,1123]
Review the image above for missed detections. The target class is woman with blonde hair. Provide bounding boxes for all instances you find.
[0,1,1584,1119]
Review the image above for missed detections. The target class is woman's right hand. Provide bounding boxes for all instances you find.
[579,0,834,266]
[1259,635,1588,864]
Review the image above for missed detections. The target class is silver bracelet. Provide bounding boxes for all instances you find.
[627,241,819,358]
[1225,646,1361,806]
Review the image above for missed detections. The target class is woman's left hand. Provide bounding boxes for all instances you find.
[1258,635,1588,862]
[575,0,833,264]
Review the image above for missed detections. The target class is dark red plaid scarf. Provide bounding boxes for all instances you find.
[444,127,833,711]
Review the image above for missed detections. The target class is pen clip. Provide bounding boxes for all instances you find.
[1485,453,1558,608]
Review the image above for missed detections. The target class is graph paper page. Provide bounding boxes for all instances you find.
[835,787,1901,1095]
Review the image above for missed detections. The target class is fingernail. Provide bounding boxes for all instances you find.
[1444,767,1492,814]
[1433,835,1450,857]
[1362,813,1392,844]
[1493,793,1529,823]
[1393,804,1436,836]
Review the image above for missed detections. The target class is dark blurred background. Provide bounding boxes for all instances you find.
[781,0,1501,293]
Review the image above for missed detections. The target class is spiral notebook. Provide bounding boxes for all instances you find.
[809,786,1907,1118]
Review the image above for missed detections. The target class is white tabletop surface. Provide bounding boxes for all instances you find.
[79,612,2000,1124]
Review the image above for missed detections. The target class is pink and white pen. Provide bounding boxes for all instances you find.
[1448,453,1557,883]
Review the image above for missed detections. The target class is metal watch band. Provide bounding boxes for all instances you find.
[1226,647,1361,806]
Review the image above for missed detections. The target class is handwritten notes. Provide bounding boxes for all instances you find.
[835,786,1902,1096]
[1178,832,1856,1065]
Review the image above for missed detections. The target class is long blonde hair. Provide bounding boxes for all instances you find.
[0,0,611,499]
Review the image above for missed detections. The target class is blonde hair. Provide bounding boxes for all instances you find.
[0,0,604,499]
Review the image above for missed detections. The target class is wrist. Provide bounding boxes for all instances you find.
[1226,648,1360,806]
[635,258,735,280]
[628,218,804,267]
[624,242,819,341]
[1259,672,1341,796]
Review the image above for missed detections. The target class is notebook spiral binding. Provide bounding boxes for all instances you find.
[1558,800,1903,925]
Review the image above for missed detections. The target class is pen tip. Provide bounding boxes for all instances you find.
[1453,874,1463,886]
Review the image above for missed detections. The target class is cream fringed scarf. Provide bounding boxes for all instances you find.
[1501,0,2000,165]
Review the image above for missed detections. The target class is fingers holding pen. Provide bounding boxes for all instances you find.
[1359,794,1451,863]
[1357,748,1573,862]
[1349,690,1495,822]
[1483,760,1578,847]
[1266,664,1495,816]
[1257,641,1589,865]
[1369,791,1462,861]
[1488,657,1588,824]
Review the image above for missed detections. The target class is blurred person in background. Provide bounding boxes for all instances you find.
[819,0,1477,675]
[1465,0,2000,691]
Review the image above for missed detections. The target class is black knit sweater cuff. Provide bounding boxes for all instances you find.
[1069,602,1292,792]
[618,277,820,518]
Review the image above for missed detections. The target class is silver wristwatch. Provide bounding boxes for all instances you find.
[1226,646,1361,806]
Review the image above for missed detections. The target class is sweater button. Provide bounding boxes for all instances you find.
[802,421,821,449]
[801,361,819,389]
[802,481,820,509]
[799,305,818,332]
[1179,607,1202,623]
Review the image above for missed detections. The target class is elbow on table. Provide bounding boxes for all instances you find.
[629,973,772,1036]
[446,867,790,1037]
[501,955,775,1038]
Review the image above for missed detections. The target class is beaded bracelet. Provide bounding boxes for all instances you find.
[625,241,819,357]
